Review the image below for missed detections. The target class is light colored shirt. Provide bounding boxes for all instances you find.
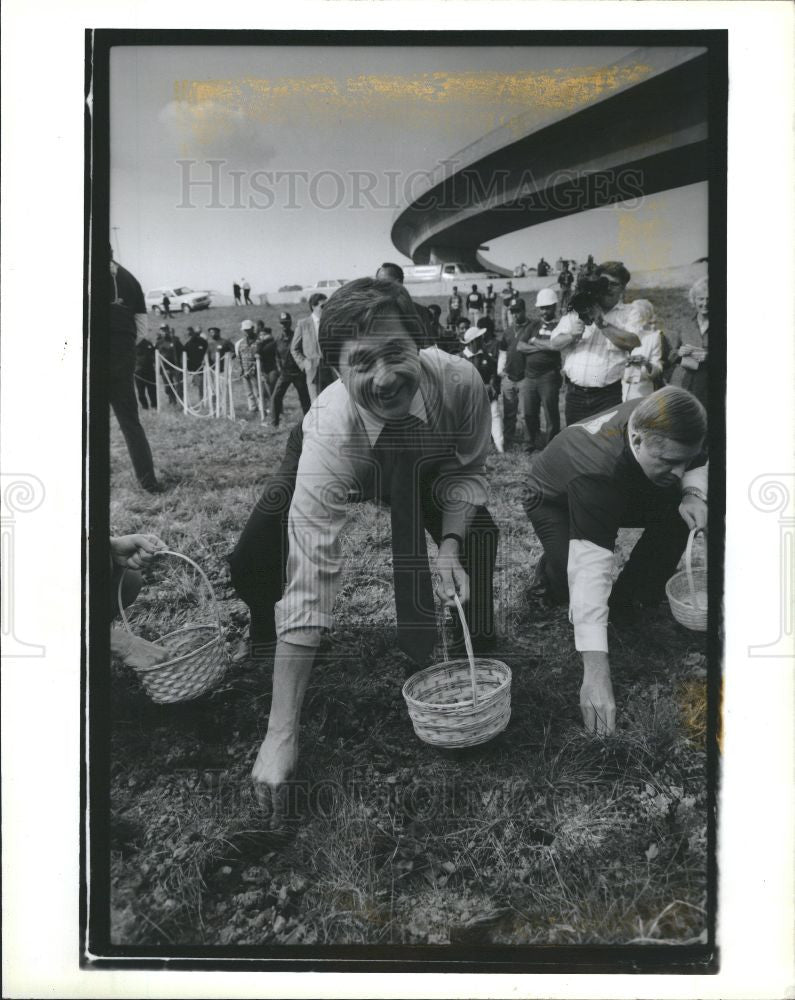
[621,329,664,401]
[553,303,634,388]
[275,347,491,645]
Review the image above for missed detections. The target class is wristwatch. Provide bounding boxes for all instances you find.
[681,486,707,504]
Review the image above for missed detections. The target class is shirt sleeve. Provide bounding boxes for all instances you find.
[566,475,624,653]
[274,422,358,644]
[434,361,491,510]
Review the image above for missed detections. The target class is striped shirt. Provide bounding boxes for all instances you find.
[275,348,491,644]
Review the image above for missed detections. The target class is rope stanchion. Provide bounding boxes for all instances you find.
[215,353,221,419]
[181,353,189,416]
[154,350,162,411]
[255,357,266,423]
[227,357,235,419]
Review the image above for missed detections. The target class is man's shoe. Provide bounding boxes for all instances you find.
[140,479,163,494]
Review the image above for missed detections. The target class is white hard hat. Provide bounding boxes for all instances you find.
[241,319,255,331]
[462,326,483,345]
[535,288,558,307]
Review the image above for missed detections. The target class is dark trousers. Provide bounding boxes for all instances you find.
[243,290,253,305]
[110,334,157,488]
[228,424,498,648]
[135,373,157,410]
[522,372,562,448]
[528,493,689,609]
[564,379,622,426]
[270,371,311,426]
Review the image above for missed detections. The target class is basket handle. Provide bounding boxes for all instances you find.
[117,550,223,636]
[684,528,706,611]
[453,594,479,709]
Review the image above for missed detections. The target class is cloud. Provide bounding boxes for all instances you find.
[158,100,276,165]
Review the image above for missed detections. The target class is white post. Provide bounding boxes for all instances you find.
[203,356,210,412]
[215,353,221,419]
[154,350,162,411]
[227,357,235,419]
[182,352,189,415]
[255,356,266,422]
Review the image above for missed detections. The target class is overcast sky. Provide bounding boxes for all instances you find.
[110,44,707,294]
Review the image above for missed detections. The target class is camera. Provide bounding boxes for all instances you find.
[568,274,609,321]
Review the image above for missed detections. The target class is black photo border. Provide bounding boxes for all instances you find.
[83,27,727,974]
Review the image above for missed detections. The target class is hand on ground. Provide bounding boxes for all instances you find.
[580,654,616,736]
[251,731,298,830]
[111,628,168,669]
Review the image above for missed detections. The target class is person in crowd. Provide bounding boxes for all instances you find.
[621,299,664,401]
[582,254,596,278]
[206,326,235,364]
[376,262,433,344]
[161,292,172,318]
[513,263,528,278]
[455,317,470,342]
[467,284,484,324]
[500,280,516,331]
[476,315,507,368]
[549,261,641,425]
[233,281,242,306]
[237,320,261,412]
[110,533,170,668]
[155,323,183,406]
[484,283,497,323]
[270,312,311,427]
[108,246,161,491]
[134,334,158,411]
[242,278,253,306]
[515,288,563,453]
[501,298,534,449]
[291,292,330,402]
[256,325,280,395]
[664,276,709,408]
[461,326,504,453]
[524,386,708,736]
[428,303,459,355]
[447,285,463,329]
[184,326,209,402]
[557,261,574,311]
[228,278,498,823]
[537,257,550,278]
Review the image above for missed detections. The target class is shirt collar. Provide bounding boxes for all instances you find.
[352,381,429,446]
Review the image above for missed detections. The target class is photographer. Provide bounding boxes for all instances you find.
[549,261,640,425]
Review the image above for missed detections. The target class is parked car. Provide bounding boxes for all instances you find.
[145,287,212,314]
[303,279,346,298]
[278,284,303,292]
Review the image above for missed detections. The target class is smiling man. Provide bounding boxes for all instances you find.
[228,278,499,821]
[524,386,708,736]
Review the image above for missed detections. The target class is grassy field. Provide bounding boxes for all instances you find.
[108,288,710,947]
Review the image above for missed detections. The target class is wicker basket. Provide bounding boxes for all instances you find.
[117,550,229,703]
[402,595,511,747]
[665,527,708,632]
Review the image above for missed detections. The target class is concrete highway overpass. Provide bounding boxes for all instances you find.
[391,47,710,274]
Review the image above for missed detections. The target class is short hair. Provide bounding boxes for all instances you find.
[427,303,442,317]
[688,276,709,306]
[477,316,495,335]
[318,277,424,369]
[308,292,328,310]
[596,261,631,286]
[630,387,707,447]
[377,262,404,283]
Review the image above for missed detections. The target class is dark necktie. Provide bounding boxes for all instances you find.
[373,415,436,664]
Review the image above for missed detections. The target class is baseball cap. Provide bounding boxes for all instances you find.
[509,298,526,312]
[279,312,291,322]
[208,326,220,334]
[241,320,255,331]
[535,288,558,307]
[462,326,483,345]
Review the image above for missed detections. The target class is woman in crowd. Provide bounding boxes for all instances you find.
[665,276,709,407]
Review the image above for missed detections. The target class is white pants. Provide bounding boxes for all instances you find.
[490,398,504,453]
